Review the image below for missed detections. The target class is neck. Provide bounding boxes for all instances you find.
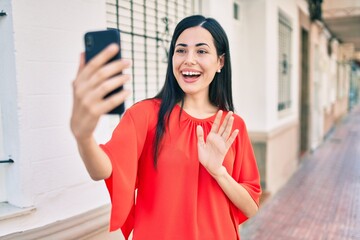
[181,95,218,118]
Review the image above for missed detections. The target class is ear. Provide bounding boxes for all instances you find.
[218,54,225,70]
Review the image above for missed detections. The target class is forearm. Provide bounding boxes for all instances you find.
[213,166,259,218]
[76,137,112,181]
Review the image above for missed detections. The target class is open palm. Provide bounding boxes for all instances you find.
[197,110,239,176]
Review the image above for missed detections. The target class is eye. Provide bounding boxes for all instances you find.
[197,49,208,54]
[175,48,186,54]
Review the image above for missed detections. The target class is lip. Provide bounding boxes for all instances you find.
[183,75,200,83]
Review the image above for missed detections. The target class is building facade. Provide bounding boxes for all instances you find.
[0,0,358,239]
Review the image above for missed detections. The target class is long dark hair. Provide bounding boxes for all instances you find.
[153,15,234,167]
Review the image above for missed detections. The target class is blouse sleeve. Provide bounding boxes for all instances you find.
[231,117,262,224]
[100,106,148,237]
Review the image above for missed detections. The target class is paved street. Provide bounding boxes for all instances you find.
[241,105,360,240]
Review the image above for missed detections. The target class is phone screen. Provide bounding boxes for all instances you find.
[84,29,125,115]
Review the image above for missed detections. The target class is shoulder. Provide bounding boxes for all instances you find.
[231,112,247,130]
[231,112,252,141]
[123,98,160,125]
[126,98,160,115]
[231,113,252,149]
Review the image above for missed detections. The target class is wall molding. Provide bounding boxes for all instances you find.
[249,120,299,142]
[0,202,35,221]
[0,204,111,240]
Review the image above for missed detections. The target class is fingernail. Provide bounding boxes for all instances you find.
[122,59,132,67]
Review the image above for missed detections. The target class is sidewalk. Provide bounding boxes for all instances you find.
[241,105,360,240]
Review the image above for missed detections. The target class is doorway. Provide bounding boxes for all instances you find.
[300,28,310,156]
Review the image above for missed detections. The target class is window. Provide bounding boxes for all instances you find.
[106,0,196,105]
[278,11,292,112]
[0,6,16,203]
[0,110,6,202]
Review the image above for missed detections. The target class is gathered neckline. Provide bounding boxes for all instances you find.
[174,104,218,122]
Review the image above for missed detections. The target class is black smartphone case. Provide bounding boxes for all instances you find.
[84,29,125,115]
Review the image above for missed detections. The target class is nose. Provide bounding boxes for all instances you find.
[184,51,196,65]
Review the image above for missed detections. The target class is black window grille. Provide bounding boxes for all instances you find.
[106,0,195,105]
[278,11,292,112]
[233,2,239,20]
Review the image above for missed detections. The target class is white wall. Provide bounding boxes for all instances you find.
[219,0,302,194]
[211,0,301,132]
[267,0,300,129]
[205,0,268,131]
[239,0,268,131]
[0,0,114,236]
[264,0,301,193]
[235,0,300,132]
[203,0,301,134]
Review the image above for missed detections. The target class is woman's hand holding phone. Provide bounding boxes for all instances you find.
[70,43,131,141]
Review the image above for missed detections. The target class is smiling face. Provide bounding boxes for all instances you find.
[172,26,224,100]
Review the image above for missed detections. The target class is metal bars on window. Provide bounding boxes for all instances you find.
[106,0,195,105]
[278,11,292,112]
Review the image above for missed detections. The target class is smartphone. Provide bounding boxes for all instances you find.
[84,29,125,115]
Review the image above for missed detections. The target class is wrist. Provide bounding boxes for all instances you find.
[210,166,228,180]
[76,135,96,148]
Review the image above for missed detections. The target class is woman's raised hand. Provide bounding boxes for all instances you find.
[70,44,131,141]
[196,110,239,177]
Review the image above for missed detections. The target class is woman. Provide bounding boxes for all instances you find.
[71,15,261,240]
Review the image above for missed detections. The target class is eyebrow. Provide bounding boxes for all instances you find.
[175,43,210,48]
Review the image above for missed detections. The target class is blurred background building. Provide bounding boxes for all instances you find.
[0,0,359,239]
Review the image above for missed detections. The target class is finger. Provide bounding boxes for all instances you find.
[222,116,234,140]
[78,73,130,116]
[218,111,233,136]
[96,88,131,115]
[92,74,131,100]
[226,129,239,149]
[196,125,205,146]
[88,59,131,90]
[210,110,223,133]
[77,59,131,99]
[73,45,124,98]
[77,52,86,76]
[81,43,120,78]
[72,53,86,94]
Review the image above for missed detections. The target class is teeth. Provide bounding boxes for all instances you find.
[182,71,201,76]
